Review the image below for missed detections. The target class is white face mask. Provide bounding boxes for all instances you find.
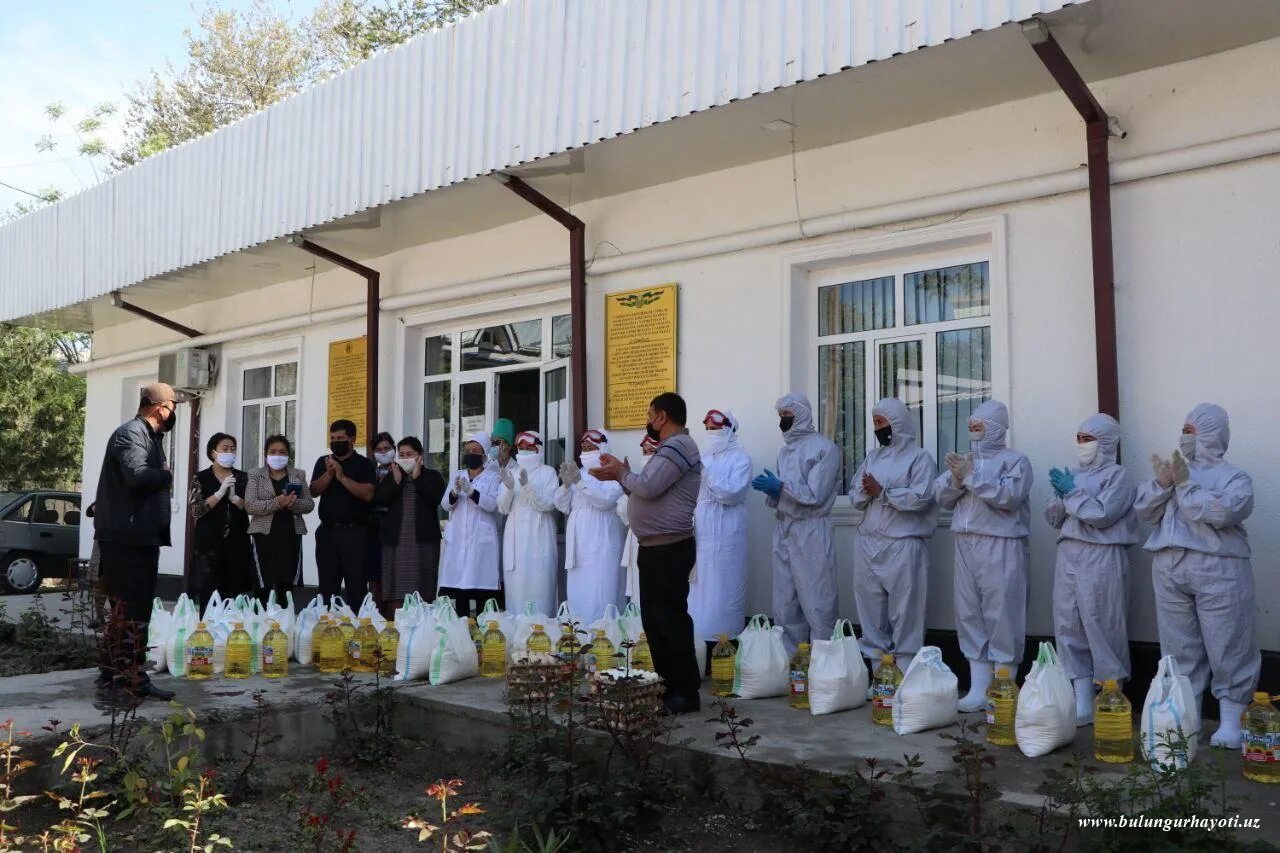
[704,429,730,454]
[1179,433,1197,460]
[1075,440,1099,467]
[516,449,541,472]
[396,456,417,473]
[375,450,396,465]
[968,428,985,445]
[579,450,602,471]
[266,454,289,471]
[215,452,237,469]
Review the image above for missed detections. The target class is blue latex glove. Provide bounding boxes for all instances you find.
[751,469,783,499]
[1048,467,1075,497]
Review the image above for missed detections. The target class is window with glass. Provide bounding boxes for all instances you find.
[815,260,993,494]
[241,360,299,466]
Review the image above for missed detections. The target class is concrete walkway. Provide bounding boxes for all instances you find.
[4,667,1277,842]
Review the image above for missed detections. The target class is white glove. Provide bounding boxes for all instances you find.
[217,475,236,497]
[500,467,515,490]
[455,475,474,497]
[559,461,581,486]
[1150,454,1174,489]
[1171,451,1190,485]
[519,469,528,486]
[945,452,972,484]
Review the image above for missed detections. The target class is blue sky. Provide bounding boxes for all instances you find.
[0,0,323,211]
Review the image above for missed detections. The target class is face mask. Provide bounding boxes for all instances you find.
[463,453,484,471]
[779,415,795,433]
[375,450,395,466]
[330,440,351,456]
[645,422,661,443]
[1179,433,1197,460]
[874,426,893,447]
[579,450,602,471]
[516,450,541,472]
[969,428,985,445]
[1075,440,1099,467]
[215,452,237,468]
[160,407,177,433]
[266,455,289,471]
[396,456,417,473]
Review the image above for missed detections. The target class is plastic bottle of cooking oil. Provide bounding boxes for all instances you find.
[631,633,654,672]
[527,623,552,654]
[480,621,507,678]
[1094,680,1134,763]
[985,667,1019,747]
[871,654,904,726]
[317,619,346,674]
[350,618,379,673]
[1242,692,1280,784]
[378,621,399,676]
[186,622,215,680]
[338,617,357,669]
[468,617,483,662]
[261,620,288,679]
[310,615,329,667]
[585,629,616,675]
[789,643,811,710]
[711,635,736,697]
[225,623,252,679]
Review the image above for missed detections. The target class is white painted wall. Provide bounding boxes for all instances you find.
[81,38,1280,653]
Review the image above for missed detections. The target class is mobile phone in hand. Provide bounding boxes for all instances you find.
[284,483,302,497]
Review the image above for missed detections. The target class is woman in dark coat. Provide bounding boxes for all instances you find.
[373,436,446,610]
[188,432,252,610]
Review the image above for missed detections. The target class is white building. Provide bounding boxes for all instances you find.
[3,0,1278,671]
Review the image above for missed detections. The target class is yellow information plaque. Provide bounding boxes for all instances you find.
[327,337,367,437]
[605,284,678,430]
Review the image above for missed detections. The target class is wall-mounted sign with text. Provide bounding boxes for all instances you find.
[605,284,678,430]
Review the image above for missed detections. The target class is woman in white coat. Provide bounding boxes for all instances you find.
[688,410,752,645]
[498,431,560,615]
[437,433,503,617]
[555,429,626,623]
[617,434,659,608]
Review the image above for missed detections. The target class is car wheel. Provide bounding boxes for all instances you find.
[3,553,41,594]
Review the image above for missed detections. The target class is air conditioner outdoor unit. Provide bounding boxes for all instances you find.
[158,348,213,391]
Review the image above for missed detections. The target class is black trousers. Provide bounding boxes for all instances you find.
[97,541,160,686]
[187,536,253,614]
[638,537,701,702]
[315,525,367,604]
[252,531,301,606]
[438,587,503,617]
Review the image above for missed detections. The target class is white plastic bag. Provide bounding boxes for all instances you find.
[509,601,551,660]
[731,615,790,699]
[328,595,357,623]
[429,609,480,685]
[1141,655,1200,769]
[146,597,173,674]
[357,593,388,634]
[694,637,707,682]
[165,595,198,677]
[393,592,424,630]
[294,595,326,665]
[265,590,296,658]
[394,605,439,682]
[1016,642,1076,757]
[233,595,267,675]
[618,601,644,645]
[809,619,868,716]
[892,646,958,735]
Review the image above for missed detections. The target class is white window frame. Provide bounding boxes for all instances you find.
[222,337,303,469]
[238,357,300,468]
[782,217,1009,523]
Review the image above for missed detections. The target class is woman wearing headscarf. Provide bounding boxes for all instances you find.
[438,433,503,617]
[498,431,560,615]
[688,410,753,647]
[556,429,627,622]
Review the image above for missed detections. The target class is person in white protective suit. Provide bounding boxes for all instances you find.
[689,409,753,646]
[934,400,1033,713]
[556,429,627,622]
[1135,403,1258,749]
[1044,413,1138,726]
[751,393,841,654]
[497,431,560,615]
[437,433,503,617]
[849,398,938,675]
[618,434,659,609]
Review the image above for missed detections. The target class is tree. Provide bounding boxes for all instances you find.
[0,326,87,490]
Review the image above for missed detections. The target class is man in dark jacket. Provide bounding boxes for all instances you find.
[94,381,180,702]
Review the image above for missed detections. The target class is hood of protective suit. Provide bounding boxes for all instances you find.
[776,393,816,445]
[468,431,492,455]
[1078,412,1120,469]
[970,400,1009,453]
[873,398,916,451]
[704,410,740,455]
[1185,403,1229,463]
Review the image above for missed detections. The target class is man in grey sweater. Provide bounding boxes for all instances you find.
[592,392,703,713]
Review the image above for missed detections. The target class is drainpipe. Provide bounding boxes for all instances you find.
[1023,20,1122,418]
[290,236,381,453]
[501,176,587,459]
[109,291,204,584]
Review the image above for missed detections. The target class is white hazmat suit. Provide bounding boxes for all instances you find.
[1044,413,1138,724]
[556,439,626,623]
[438,433,503,595]
[849,398,938,668]
[1134,403,1258,748]
[765,393,841,653]
[689,412,753,641]
[498,437,560,615]
[934,399,1033,712]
